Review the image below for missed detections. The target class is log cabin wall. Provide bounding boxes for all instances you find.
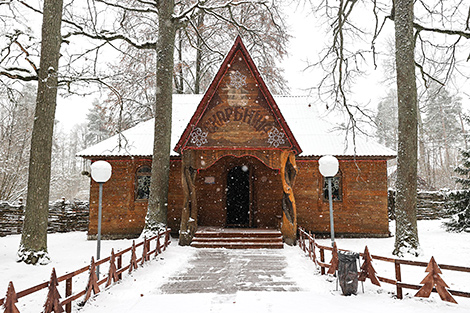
[295,159,390,237]
[196,154,283,229]
[88,158,184,239]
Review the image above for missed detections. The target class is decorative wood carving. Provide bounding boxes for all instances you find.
[3,282,20,313]
[106,249,119,287]
[175,36,301,155]
[309,232,317,263]
[128,241,138,273]
[43,268,64,313]
[358,246,381,286]
[280,150,298,244]
[155,231,162,256]
[84,257,100,302]
[141,237,149,264]
[415,257,457,303]
[327,242,339,275]
[179,150,198,245]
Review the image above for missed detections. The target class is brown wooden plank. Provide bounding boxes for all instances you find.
[440,264,470,273]
[377,276,396,285]
[16,281,49,298]
[397,282,421,290]
[449,290,470,298]
[60,289,86,306]
[116,264,130,275]
[370,254,396,263]
[396,259,429,267]
[57,265,89,282]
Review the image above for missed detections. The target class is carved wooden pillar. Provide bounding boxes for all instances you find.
[178,150,198,245]
[280,150,298,245]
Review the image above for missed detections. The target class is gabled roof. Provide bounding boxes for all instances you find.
[173,36,302,155]
[76,95,396,159]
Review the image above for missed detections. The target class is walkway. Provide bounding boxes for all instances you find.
[78,245,470,313]
[160,249,300,294]
[79,245,317,312]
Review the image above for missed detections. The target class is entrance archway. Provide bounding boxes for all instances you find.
[226,166,250,227]
[195,154,283,230]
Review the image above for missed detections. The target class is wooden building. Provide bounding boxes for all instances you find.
[78,37,395,245]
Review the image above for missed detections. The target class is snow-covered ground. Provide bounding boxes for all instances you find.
[1,219,469,312]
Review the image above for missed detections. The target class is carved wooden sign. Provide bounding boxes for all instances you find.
[187,51,290,149]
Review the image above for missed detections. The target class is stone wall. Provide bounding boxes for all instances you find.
[388,190,452,220]
[0,199,89,236]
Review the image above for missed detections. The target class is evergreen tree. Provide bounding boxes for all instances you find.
[86,99,113,145]
[445,120,470,232]
[375,89,398,149]
[423,85,464,188]
[423,85,463,155]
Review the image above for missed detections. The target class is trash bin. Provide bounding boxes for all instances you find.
[338,251,359,296]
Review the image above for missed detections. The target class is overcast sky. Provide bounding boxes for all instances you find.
[55,4,469,133]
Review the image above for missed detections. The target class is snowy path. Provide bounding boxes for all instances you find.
[160,249,300,294]
[79,245,470,313]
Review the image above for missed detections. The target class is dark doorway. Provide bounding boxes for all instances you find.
[226,166,250,227]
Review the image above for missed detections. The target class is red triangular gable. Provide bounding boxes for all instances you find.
[174,36,301,155]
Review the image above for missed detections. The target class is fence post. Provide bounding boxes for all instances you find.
[156,232,161,256]
[65,277,72,313]
[395,259,403,299]
[164,230,170,250]
[320,248,325,275]
[117,254,122,280]
[308,237,312,259]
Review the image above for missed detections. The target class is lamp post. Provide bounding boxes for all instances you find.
[90,160,112,279]
[319,155,339,247]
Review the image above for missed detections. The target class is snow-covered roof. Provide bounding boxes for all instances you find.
[77,94,396,159]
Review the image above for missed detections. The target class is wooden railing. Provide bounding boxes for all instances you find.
[1,229,171,313]
[298,227,470,304]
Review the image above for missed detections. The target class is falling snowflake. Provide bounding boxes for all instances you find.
[229,70,246,89]
[267,127,286,147]
[190,127,208,147]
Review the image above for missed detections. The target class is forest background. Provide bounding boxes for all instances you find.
[1,1,469,203]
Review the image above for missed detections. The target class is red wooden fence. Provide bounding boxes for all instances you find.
[1,229,171,313]
[298,227,470,304]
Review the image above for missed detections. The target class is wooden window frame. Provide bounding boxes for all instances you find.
[135,165,151,201]
[322,171,343,202]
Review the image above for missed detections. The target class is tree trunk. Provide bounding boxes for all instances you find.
[145,0,176,234]
[393,0,420,256]
[175,29,184,94]
[194,13,204,94]
[18,0,63,264]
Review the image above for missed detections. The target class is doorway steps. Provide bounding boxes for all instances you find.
[190,228,283,249]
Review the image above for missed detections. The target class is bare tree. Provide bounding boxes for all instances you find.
[393,0,419,256]
[17,0,64,264]
[0,84,35,201]
[307,0,470,256]
[92,0,290,136]
[60,0,288,234]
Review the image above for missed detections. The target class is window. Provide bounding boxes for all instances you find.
[323,174,342,202]
[136,166,151,200]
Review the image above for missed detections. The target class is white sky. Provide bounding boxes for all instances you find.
[55,5,470,132]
